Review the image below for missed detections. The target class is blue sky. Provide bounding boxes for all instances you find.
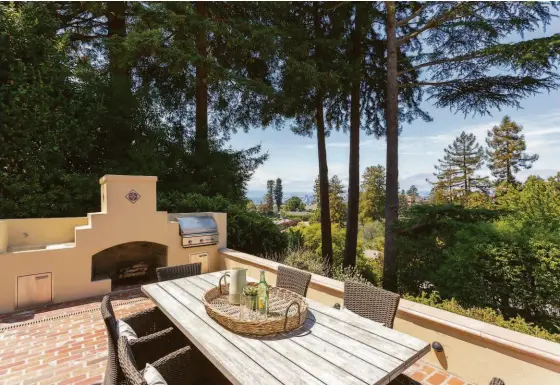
[229,25,560,194]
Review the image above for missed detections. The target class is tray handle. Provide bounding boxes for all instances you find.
[219,272,230,294]
[283,300,301,332]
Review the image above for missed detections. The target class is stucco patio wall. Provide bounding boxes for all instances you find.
[220,248,560,385]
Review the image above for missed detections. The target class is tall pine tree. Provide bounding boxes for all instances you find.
[312,175,347,228]
[486,116,539,185]
[359,165,386,223]
[274,178,283,209]
[266,180,275,211]
[430,131,488,200]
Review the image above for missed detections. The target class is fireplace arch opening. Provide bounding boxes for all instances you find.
[91,242,167,290]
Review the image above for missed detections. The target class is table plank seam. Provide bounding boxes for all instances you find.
[280,338,370,385]
[171,278,331,385]
[206,271,423,355]
[171,272,429,385]
[297,327,393,384]
[195,273,401,383]
[199,272,415,363]
[186,275,384,385]
[154,282,284,385]
[308,315,409,370]
[308,305,424,352]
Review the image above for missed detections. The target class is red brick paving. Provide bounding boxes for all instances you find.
[0,291,474,385]
[403,362,474,385]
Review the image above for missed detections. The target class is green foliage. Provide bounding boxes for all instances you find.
[430,132,488,202]
[332,265,375,286]
[486,116,539,185]
[362,221,385,251]
[274,178,283,210]
[246,200,257,211]
[298,223,360,268]
[359,165,386,223]
[284,196,306,211]
[396,198,560,334]
[495,174,560,231]
[312,175,347,226]
[285,228,304,251]
[283,248,325,275]
[406,292,560,343]
[276,221,381,284]
[0,3,102,218]
[406,185,418,198]
[158,193,287,257]
[0,3,267,219]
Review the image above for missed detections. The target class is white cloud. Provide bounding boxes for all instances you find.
[245,106,560,194]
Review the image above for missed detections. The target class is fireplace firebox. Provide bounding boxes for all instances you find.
[91,242,167,289]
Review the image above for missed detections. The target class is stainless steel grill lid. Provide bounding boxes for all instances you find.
[178,216,217,235]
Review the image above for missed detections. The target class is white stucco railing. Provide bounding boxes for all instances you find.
[219,248,560,385]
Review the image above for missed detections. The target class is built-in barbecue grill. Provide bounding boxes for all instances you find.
[178,216,219,248]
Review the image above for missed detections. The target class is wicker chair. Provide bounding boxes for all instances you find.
[343,281,400,328]
[118,336,204,385]
[156,262,202,282]
[119,335,231,385]
[276,265,312,297]
[101,296,186,385]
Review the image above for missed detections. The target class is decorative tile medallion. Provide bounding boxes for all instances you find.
[125,190,141,204]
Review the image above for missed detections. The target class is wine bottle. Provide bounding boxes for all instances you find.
[257,270,269,315]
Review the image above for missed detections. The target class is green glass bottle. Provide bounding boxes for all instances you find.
[257,270,269,315]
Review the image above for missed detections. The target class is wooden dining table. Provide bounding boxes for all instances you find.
[142,270,430,385]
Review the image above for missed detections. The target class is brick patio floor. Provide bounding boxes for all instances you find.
[0,291,474,385]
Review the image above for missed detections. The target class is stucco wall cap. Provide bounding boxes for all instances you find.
[219,247,560,366]
[99,175,158,184]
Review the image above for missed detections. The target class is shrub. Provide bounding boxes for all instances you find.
[158,192,287,257]
[332,265,373,286]
[285,228,304,251]
[284,212,311,221]
[282,249,377,286]
[362,220,384,242]
[406,292,560,343]
[297,223,364,267]
[283,248,324,275]
[279,223,380,285]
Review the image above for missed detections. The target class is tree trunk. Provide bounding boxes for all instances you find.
[106,1,133,161]
[344,3,362,268]
[314,2,334,276]
[316,97,334,276]
[383,2,399,292]
[195,1,209,165]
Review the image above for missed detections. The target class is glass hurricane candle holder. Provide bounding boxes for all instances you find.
[239,293,258,321]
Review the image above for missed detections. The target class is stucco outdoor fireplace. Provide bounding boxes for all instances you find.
[0,174,227,313]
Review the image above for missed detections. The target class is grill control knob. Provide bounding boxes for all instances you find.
[200,239,203,243]
[188,240,192,245]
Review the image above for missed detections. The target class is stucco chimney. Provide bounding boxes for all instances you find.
[99,175,158,215]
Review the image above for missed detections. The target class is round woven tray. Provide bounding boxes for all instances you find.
[203,284,308,336]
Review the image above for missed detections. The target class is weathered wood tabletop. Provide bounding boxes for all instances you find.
[142,270,430,385]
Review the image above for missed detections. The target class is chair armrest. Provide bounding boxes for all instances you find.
[123,307,175,337]
[129,327,188,367]
[152,346,203,385]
